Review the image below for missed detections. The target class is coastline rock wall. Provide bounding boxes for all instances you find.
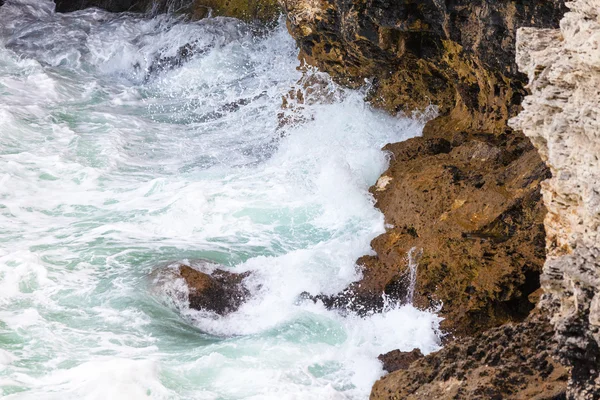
[288,1,566,335]
[280,0,566,135]
[356,131,549,336]
[510,1,600,397]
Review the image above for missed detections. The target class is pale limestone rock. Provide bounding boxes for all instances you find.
[510,1,600,398]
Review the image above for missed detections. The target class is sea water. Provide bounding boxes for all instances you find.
[0,2,441,398]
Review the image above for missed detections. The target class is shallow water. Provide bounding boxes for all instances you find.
[0,2,441,398]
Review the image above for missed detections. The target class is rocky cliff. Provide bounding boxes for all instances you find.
[312,131,549,335]
[280,0,566,135]
[287,0,565,336]
[510,1,600,397]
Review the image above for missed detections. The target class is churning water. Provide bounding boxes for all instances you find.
[0,1,441,398]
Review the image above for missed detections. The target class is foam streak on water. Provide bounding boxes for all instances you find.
[0,1,440,398]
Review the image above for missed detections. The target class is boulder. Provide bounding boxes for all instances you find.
[178,264,250,315]
[153,262,251,315]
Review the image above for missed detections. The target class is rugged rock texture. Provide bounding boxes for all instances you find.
[179,264,250,314]
[153,263,250,315]
[378,348,423,374]
[281,0,566,135]
[510,1,600,397]
[54,0,280,23]
[370,312,568,400]
[317,131,549,335]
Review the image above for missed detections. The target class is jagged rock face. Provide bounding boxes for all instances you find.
[316,131,549,336]
[280,0,566,135]
[370,312,568,400]
[510,1,600,397]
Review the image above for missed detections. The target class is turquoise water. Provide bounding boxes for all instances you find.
[0,2,440,398]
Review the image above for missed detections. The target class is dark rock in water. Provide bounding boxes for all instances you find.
[371,312,568,400]
[378,348,423,373]
[177,264,250,315]
[315,130,549,336]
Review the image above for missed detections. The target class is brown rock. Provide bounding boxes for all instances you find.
[281,0,566,135]
[378,348,424,373]
[317,130,549,336]
[370,312,568,400]
[178,264,251,315]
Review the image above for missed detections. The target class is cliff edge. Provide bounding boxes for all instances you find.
[511,1,600,397]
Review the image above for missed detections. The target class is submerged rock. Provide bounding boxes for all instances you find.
[318,130,549,336]
[370,312,568,400]
[510,1,600,397]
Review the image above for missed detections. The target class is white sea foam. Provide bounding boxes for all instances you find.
[0,1,439,399]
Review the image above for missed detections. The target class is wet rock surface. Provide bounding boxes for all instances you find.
[281,0,566,135]
[179,264,250,315]
[151,260,251,316]
[378,348,423,374]
[510,1,600,397]
[370,311,568,400]
[318,130,549,336]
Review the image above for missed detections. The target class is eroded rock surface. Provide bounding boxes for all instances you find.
[280,0,566,135]
[318,130,549,336]
[371,312,568,400]
[378,348,423,374]
[179,264,250,315]
[154,262,251,315]
[510,1,600,397]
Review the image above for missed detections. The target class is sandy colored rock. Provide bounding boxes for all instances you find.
[370,312,568,400]
[510,1,600,397]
